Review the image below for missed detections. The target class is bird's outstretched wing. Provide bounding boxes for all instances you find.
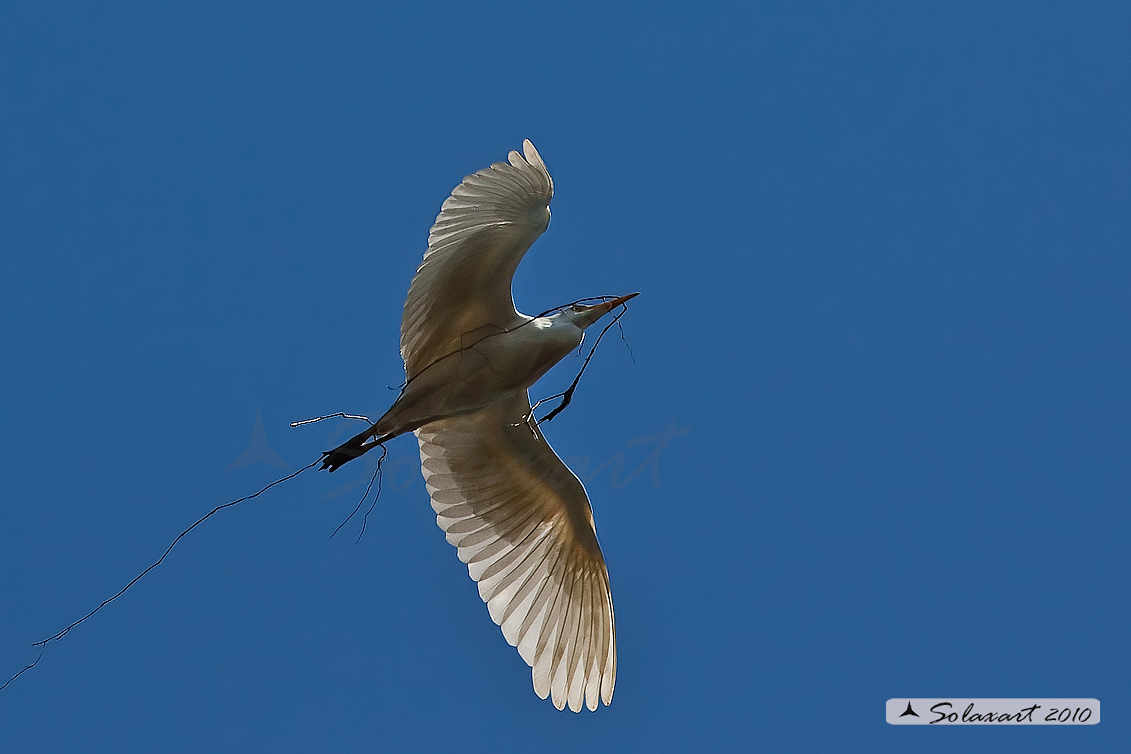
[401,140,554,379]
[415,392,616,712]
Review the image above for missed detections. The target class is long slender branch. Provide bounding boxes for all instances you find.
[1,459,320,692]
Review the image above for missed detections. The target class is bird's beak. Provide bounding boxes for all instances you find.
[575,292,639,328]
[605,292,640,310]
[590,292,639,315]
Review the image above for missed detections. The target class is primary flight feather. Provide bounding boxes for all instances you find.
[322,140,635,712]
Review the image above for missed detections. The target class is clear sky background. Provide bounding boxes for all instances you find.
[1,2,1127,752]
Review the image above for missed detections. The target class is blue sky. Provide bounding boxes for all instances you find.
[1,2,1128,751]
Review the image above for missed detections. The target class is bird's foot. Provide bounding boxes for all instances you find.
[321,424,383,472]
[532,386,575,424]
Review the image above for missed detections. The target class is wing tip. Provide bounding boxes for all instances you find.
[520,139,551,187]
[522,139,541,165]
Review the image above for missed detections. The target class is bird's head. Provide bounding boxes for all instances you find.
[560,293,639,329]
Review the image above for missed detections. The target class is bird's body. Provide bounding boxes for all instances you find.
[322,141,633,712]
[374,313,583,438]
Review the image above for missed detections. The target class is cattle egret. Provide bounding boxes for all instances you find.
[321,140,634,712]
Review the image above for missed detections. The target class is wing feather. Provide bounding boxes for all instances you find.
[535,547,574,704]
[565,570,591,712]
[416,392,616,711]
[586,571,602,705]
[551,564,582,710]
[515,540,569,664]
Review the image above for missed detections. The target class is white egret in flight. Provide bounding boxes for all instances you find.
[322,140,635,712]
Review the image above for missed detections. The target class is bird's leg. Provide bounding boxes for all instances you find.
[516,405,542,438]
[320,423,392,472]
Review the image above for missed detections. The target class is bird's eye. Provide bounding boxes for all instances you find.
[570,304,584,312]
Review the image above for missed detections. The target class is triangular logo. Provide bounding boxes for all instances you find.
[899,701,919,718]
[227,409,292,471]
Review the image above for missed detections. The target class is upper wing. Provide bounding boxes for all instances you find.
[401,140,554,379]
[415,392,616,712]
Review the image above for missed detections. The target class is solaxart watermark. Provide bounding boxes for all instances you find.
[886,698,1100,725]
